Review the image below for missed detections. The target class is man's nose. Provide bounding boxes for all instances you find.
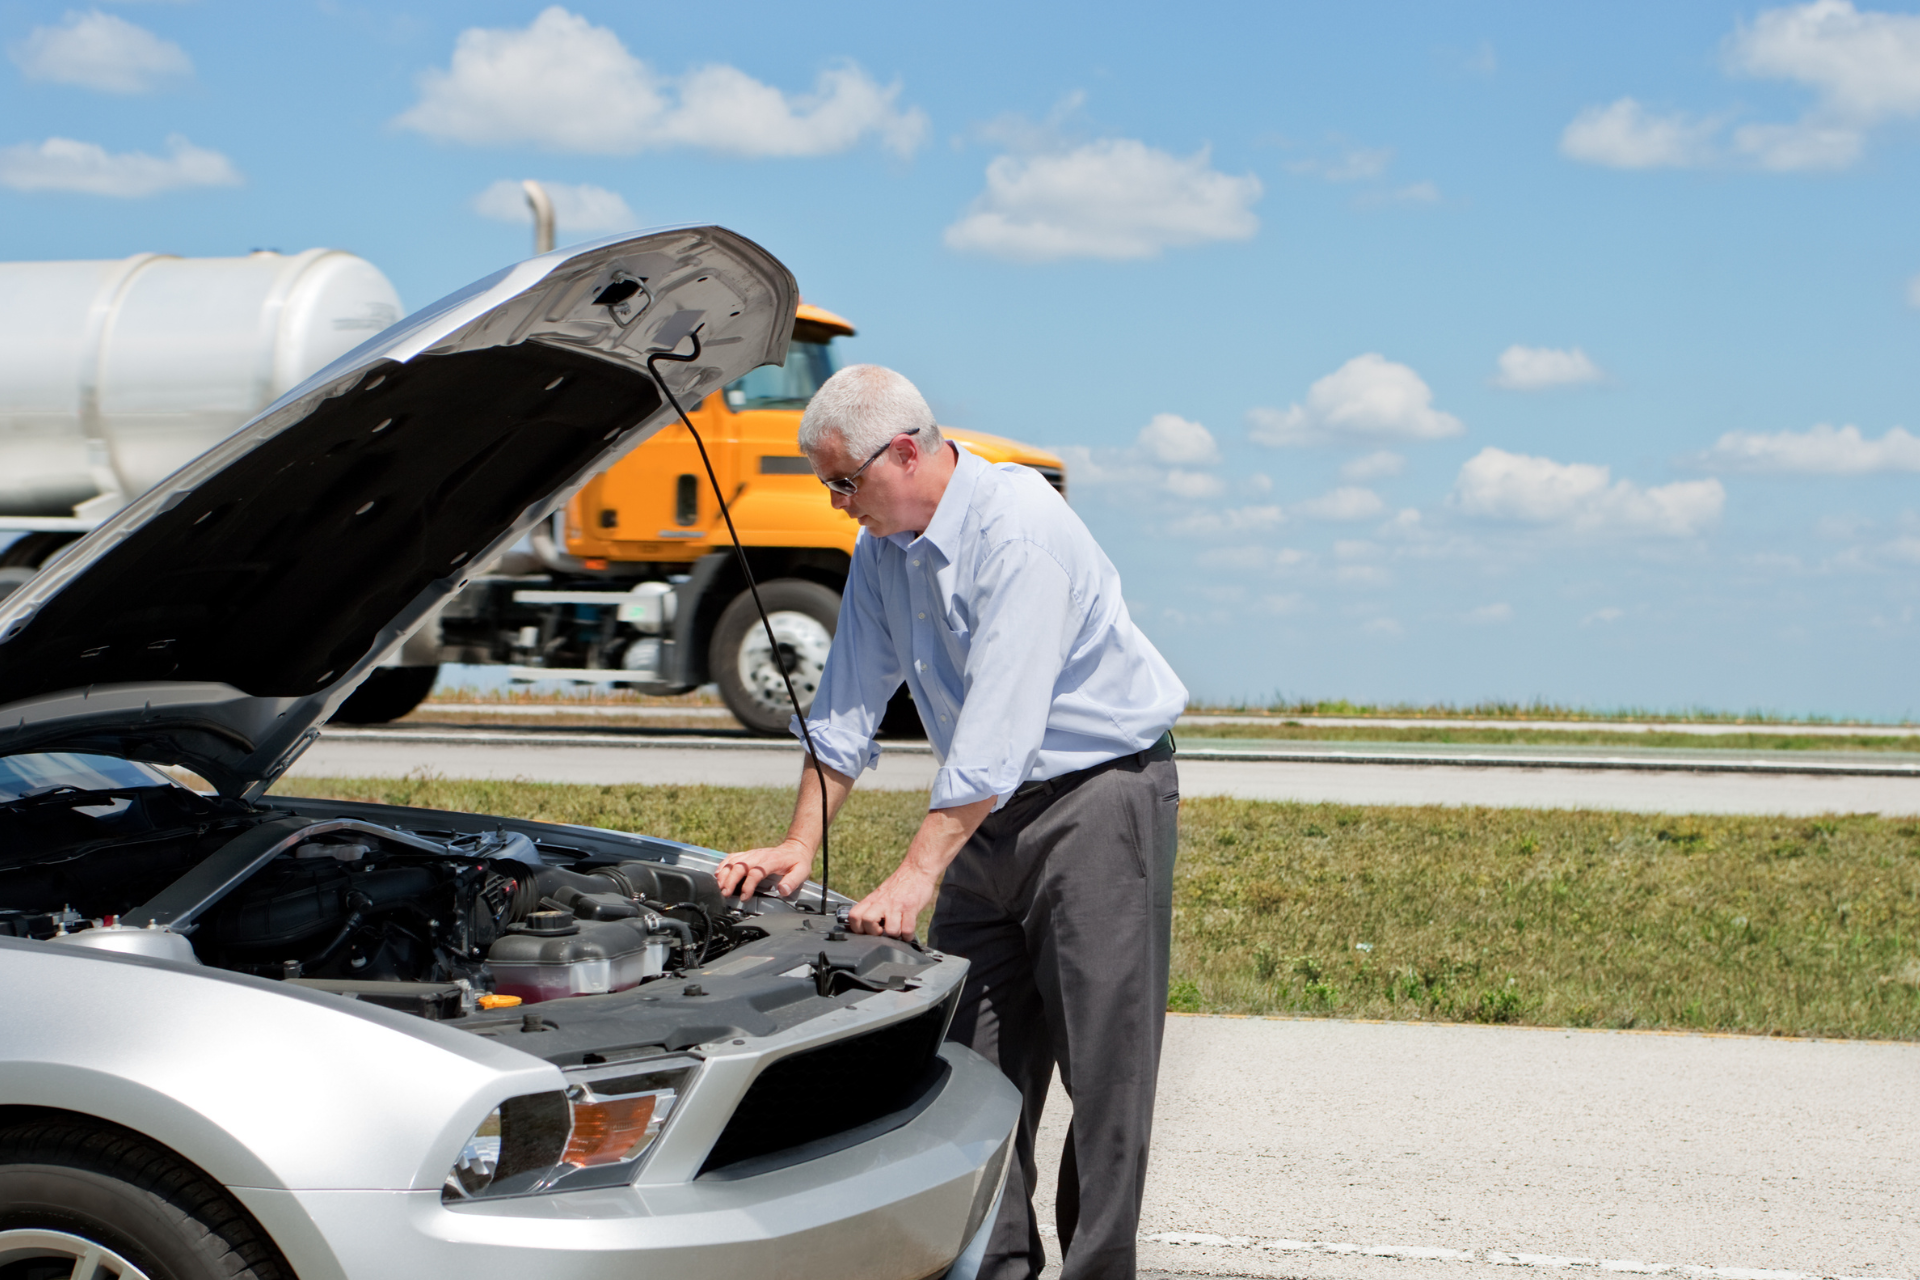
[829,487,853,512]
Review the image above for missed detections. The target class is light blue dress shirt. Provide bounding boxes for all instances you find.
[792,443,1188,810]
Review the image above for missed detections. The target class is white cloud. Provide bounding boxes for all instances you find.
[1908,272,1920,306]
[1289,146,1392,182]
[943,139,1262,262]
[1582,606,1626,626]
[10,10,191,93]
[1450,446,1725,537]
[1564,4,1920,174]
[1196,545,1311,573]
[1163,469,1224,500]
[1169,505,1285,537]
[1391,180,1441,203]
[0,134,239,197]
[1379,507,1424,537]
[1362,616,1403,635]
[1296,487,1386,521]
[1136,412,1220,465]
[1730,120,1863,169]
[1560,98,1719,168]
[1340,566,1393,588]
[396,7,925,158]
[474,179,636,232]
[1491,345,1604,390]
[1728,1,1920,122]
[1697,423,1920,474]
[1341,450,1406,481]
[1248,353,1464,447]
[1466,603,1514,624]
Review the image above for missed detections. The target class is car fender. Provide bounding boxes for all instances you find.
[0,938,559,1192]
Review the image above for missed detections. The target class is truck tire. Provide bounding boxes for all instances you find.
[0,1117,291,1280]
[879,686,926,739]
[711,579,840,736]
[328,665,440,724]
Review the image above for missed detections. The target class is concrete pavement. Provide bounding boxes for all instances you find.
[1033,1015,1920,1280]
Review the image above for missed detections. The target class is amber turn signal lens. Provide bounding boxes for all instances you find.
[563,1094,658,1166]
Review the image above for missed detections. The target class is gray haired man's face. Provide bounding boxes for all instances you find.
[805,430,919,538]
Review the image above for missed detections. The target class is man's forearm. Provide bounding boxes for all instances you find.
[783,755,856,854]
[902,798,994,882]
[846,794,994,937]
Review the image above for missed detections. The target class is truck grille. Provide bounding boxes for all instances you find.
[1030,466,1067,500]
[698,1001,951,1177]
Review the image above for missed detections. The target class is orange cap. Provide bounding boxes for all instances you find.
[477,993,523,1010]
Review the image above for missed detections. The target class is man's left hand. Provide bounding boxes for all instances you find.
[845,795,995,940]
[847,863,940,939]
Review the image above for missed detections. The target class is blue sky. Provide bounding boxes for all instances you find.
[3,1,1918,717]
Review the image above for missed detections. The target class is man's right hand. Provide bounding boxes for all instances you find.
[716,839,815,901]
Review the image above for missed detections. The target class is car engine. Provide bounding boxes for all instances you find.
[0,783,779,1015]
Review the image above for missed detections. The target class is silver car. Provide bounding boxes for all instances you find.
[0,228,1018,1280]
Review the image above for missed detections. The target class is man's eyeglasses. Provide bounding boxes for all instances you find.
[819,427,921,497]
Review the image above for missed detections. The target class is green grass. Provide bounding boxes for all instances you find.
[273,776,1920,1040]
[1181,722,1920,753]
[1189,696,1914,726]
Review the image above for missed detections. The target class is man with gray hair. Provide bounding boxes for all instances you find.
[717,364,1187,1280]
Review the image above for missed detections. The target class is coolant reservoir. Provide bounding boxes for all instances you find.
[488,911,670,1003]
[0,249,402,517]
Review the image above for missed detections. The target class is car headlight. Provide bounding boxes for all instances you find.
[444,1058,698,1200]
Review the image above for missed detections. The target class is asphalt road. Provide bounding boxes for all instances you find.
[289,727,1920,815]
[1033,1015,1920,1280]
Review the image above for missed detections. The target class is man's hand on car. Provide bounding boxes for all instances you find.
[717,839,814,900]
[846,796,996,939]
[847,862,939,939]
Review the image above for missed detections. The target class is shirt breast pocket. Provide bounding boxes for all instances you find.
[937,608,971,659]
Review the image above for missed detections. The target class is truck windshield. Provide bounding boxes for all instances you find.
[723,339,836,412]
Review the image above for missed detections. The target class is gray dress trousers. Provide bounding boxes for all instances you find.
[929,736,1179,1280]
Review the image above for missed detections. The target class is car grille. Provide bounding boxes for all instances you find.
[1030,466,1067,501]
[698,1000,951,1177]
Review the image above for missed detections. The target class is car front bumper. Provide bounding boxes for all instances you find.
[233,1043,1019,1280]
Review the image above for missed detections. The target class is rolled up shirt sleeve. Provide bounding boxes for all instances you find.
[931,540,1077,811]
[790,538,900,777]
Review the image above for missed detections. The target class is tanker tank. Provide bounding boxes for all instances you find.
[0,249,402,523]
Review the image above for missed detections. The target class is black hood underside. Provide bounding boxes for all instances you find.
[0,344,656,702]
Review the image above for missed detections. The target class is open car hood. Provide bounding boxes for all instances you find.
[0,227,797,798]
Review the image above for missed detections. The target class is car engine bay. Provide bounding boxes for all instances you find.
[0,775,940,1034]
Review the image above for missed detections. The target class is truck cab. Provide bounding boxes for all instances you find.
[437,304,1067,733]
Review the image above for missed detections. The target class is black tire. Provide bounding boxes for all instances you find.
[879,685,926,739]
[0,1118,290,1280]
[328,665,440,724]
[710,579,840,735]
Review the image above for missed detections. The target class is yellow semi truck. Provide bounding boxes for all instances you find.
[430,303,1067,733]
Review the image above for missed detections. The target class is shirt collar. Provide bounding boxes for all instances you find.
[889,441,983,559]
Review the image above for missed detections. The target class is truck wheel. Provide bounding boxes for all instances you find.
[0,1118,291,1280]
[879,686,926,739]
[711,579,839,736]
[329,665,440,724]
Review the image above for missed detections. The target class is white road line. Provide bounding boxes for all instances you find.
[1141,1231,1905,1280]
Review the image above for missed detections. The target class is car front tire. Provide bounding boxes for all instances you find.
[0,1119,290,1280]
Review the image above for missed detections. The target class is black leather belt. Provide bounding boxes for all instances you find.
[1010,730,1176,805]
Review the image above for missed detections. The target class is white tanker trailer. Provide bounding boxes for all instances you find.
[0,249,445,720]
